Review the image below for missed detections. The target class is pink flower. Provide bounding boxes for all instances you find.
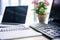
[44,0,49,6]
[32,0,39,4]
[45,2,49,6]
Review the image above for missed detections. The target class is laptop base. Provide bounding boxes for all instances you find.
[30,22,60,39]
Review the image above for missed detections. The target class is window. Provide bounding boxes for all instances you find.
[0,0,20,23]
[21,0,38,26]
[10,0,19,6]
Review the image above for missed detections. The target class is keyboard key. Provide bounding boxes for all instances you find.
[30,23,60,39]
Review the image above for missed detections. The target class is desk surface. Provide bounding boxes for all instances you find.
[0,26,49,40]
[11,36,49,40]
[11,28,49,40]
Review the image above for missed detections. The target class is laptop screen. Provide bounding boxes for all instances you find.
[2,6,28,24]
[49,0,60,23]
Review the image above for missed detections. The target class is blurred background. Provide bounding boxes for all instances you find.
[0,0,53,27]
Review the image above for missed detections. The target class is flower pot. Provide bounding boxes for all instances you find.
[38,14,46,23]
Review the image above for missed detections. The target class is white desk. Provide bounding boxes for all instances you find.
[0,28,42,39]
[9,35,49,40]
[4,28,49,40]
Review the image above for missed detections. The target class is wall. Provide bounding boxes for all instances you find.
[21,0,35,27]
[45,0,53,24]
[0,0,20,23]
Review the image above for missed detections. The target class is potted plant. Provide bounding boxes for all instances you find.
[32,0,49,23]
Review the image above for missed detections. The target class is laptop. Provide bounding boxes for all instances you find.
[30,0,60,39]
[2,6,28,24]
[0,6,28,30]
[0,6,42,39]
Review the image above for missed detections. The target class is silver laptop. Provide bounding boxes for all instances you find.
[0,6,28,28]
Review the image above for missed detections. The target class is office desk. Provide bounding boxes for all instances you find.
[0,27,49,40]
[9,28,49,40]
[11,36,49,40]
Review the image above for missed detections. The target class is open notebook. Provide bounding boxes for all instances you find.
[0,6,42,39]
[0,6,28,31]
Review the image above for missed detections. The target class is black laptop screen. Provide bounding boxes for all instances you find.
[2,6,28,24]
[49,0,60,23]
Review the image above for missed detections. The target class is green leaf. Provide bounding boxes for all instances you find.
[32,2,47,14]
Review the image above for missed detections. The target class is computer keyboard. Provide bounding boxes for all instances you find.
[30,23,60,39]
[0,25,29,32]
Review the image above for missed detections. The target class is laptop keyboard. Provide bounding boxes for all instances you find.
[0,25,29,32]
[30,23,60,39]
